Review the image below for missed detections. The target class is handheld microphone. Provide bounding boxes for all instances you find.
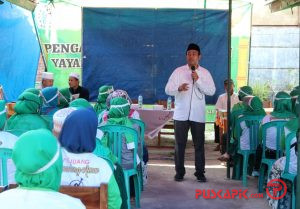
[191,66,195,84]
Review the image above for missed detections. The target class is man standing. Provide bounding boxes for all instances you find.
[68,72,90,101]
[41,72,54,89]
[165,43,216,182]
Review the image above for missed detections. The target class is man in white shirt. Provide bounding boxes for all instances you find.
[165,43,216,182]
[214,79,239,151]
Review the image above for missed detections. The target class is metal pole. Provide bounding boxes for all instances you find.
[31,12,47,71]
[296,117,300,208]
[226,0,232,179]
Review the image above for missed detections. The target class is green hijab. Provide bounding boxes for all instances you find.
[285,94,300,132]
[69,98,92,109]
[24,88,40,96]
[24,88,43,104]
[290,86,300,114]
[106,97,134,145]
[14,92,42,114]
[58,88,71,108]
[13,129,62,191]
[238,86,253,101]
[243,96,266,116]
[271,91,295,119]
[94,85,113,116]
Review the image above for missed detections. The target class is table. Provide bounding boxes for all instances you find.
[131,104,174,139]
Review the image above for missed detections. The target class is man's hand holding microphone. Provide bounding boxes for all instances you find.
[178,66,199,92]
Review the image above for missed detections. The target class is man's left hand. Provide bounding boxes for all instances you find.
[192,71,199,81]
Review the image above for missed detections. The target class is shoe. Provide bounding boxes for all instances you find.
[213,145,220,151]
[217,153,230,162]
[251,171,260,177]
[196,173,207,182]
[174,174,184,182]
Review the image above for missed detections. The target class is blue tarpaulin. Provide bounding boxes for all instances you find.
[0,1,40,102]
[83,8,228,104]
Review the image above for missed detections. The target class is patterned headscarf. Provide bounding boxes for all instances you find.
[106,89,132,110]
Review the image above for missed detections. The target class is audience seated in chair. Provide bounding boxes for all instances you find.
[253,91,296,176]
[216,86,253,159]
[267,93,299,209]
[56,108,122,209]
[4,91,50,136]
[0,129,85,209]
[218,96,266,161]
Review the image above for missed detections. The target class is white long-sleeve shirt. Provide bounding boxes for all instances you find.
[215,93,239,111]
[165,64,216,122]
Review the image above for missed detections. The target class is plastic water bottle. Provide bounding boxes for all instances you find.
[138,95,143,109]
[167,96,172,110]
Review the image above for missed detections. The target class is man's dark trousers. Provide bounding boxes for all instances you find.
[174,120,205,176]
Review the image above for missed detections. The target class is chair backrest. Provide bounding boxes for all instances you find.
[261,120,287,159]
[0,184,108,209]
[283,132,297,174]
[236,115,264,151]
[130,119,145,146]
[59,184,108,209]
[98,125,138,170]
[0,148,13,186]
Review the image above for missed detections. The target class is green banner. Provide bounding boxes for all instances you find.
[33,1,81,88]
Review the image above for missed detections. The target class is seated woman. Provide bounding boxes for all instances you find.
[94,85,114,117]
[100,97,141,168]
[267,94,299,209]
[0,129,85,209]
[252,91,296,176]
[217,85,253,156]
[99,89,140,125]
[40,87,60,129]
[53,107,127,209]
[58,108,122,209]
[41,87,59,115]
[219,96,266,161]
[4,91,50,136]
[102,90,148,180]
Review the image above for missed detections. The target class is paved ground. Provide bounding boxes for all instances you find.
[135,130,270,209]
